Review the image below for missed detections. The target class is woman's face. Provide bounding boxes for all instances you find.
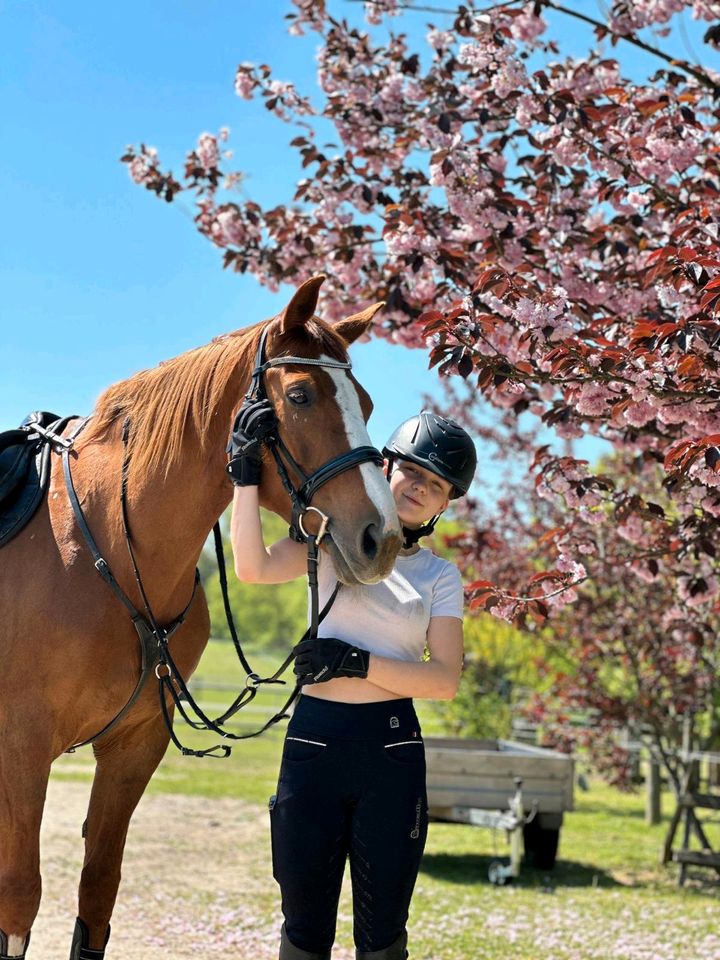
[384,457,452,528]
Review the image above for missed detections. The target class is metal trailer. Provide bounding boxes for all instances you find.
[424,737,575,883]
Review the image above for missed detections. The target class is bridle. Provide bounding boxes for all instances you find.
[246,322,384,545]
[55,319,387,758]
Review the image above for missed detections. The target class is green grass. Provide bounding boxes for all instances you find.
[51,639,720,959]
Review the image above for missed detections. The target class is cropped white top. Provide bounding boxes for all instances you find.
[308,547,465,662]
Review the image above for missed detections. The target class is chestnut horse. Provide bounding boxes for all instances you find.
[0,276,402,959]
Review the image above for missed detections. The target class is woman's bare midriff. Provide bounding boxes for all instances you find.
[301,677,406,703]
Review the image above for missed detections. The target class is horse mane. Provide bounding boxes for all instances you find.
[82,316,349,483]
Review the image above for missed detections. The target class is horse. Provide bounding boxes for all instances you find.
[0,275,403,959]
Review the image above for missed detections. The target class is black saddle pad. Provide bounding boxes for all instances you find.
[0,411,78,549]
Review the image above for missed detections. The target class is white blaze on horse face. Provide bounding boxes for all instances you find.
[7,936,27,956]
[321,355,400,536]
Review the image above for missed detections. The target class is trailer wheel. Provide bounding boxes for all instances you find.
[488,860,508,885]
[523,821,560,870]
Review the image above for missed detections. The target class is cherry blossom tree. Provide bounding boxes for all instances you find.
[124,0,720,780]
[440,394,720,790]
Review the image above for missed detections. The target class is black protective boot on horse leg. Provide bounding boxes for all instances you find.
[279,922,331,960]
[69,918,110,960]
[356,930,409,960]
[0,931,30,960]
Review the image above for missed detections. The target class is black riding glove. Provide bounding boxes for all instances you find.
[293,637,370,685]
[226,398,278,486]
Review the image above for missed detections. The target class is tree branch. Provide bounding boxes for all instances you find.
[540,1,720,98]
[352,0,720,96]
[347,0,526,16]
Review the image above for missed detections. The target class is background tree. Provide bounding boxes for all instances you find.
[442,390,720,790]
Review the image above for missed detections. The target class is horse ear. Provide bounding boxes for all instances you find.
[334,302,385,345]
[279,275,326,332]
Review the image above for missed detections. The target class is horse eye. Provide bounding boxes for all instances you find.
[287,390,309,405]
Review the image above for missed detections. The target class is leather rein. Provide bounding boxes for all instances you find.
[52,321,384,758]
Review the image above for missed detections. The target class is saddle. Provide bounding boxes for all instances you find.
[0,411,79,548]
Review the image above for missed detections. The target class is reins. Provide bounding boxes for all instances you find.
[54,319,384,758]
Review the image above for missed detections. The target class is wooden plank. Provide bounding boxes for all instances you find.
[498,739,572,761]
[424,736,573,761]
[672,850,720,868]
[424,749,572,779]
[680,792,720,811]
[424,737,499,751]
[428,782,567,813]
[427,772,569,793]
[427,791,566,812]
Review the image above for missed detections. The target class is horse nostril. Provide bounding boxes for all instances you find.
[361,522,379,560]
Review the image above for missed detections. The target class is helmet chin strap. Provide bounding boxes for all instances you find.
[401,515,441,549]
[386,459,442,549]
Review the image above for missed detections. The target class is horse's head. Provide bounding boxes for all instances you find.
[249,276,402,584]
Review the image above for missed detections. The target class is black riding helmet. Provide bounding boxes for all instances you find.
[382,411,477,548]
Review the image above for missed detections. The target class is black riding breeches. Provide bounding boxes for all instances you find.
[270,695,428,955]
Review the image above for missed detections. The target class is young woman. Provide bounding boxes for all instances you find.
[228,405,476,960]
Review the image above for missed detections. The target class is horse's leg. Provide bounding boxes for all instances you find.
[0,720,52,959]
[71,713,171,960]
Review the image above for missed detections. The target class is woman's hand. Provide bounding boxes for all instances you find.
[293,637,370,684]
[226,397,277,486]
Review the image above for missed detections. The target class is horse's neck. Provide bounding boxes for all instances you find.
[98,413,234,621]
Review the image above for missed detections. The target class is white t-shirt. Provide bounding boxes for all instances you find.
[308,547,464,662]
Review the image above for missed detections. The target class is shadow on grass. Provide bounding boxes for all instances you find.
[421,853,621,888]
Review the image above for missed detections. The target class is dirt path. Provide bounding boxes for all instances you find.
[34,779,357,960]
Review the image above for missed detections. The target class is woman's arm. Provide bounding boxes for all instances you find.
[365,616,464,700]
[230,485,307,584]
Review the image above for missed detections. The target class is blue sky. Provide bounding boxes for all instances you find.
[2,1,716,465]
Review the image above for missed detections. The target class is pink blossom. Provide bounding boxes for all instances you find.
[573,382,617,417]
[234,65,255,100]
[197,133,220,172]
[556,553,587,580]
[364,0,399,25]
[457,42,495,73]
[427,28,454,52]
[678,574,719,608]
[546,585,578,609]
[491,600,517,622]
[617,514,646,544]
[630,561,659,584]
[508,6,548,44]
[623,399,658,427]
[128,150,156,185]
[384,221,437,258]
[492,59,528,99]
[215,207,246,247]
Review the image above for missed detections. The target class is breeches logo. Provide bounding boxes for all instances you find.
[410,797,423,839]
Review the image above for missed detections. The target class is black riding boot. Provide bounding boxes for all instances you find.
[279,922,331,960]
[0,931,30,960]
[356,930,409,960]
[69,918,111,960]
